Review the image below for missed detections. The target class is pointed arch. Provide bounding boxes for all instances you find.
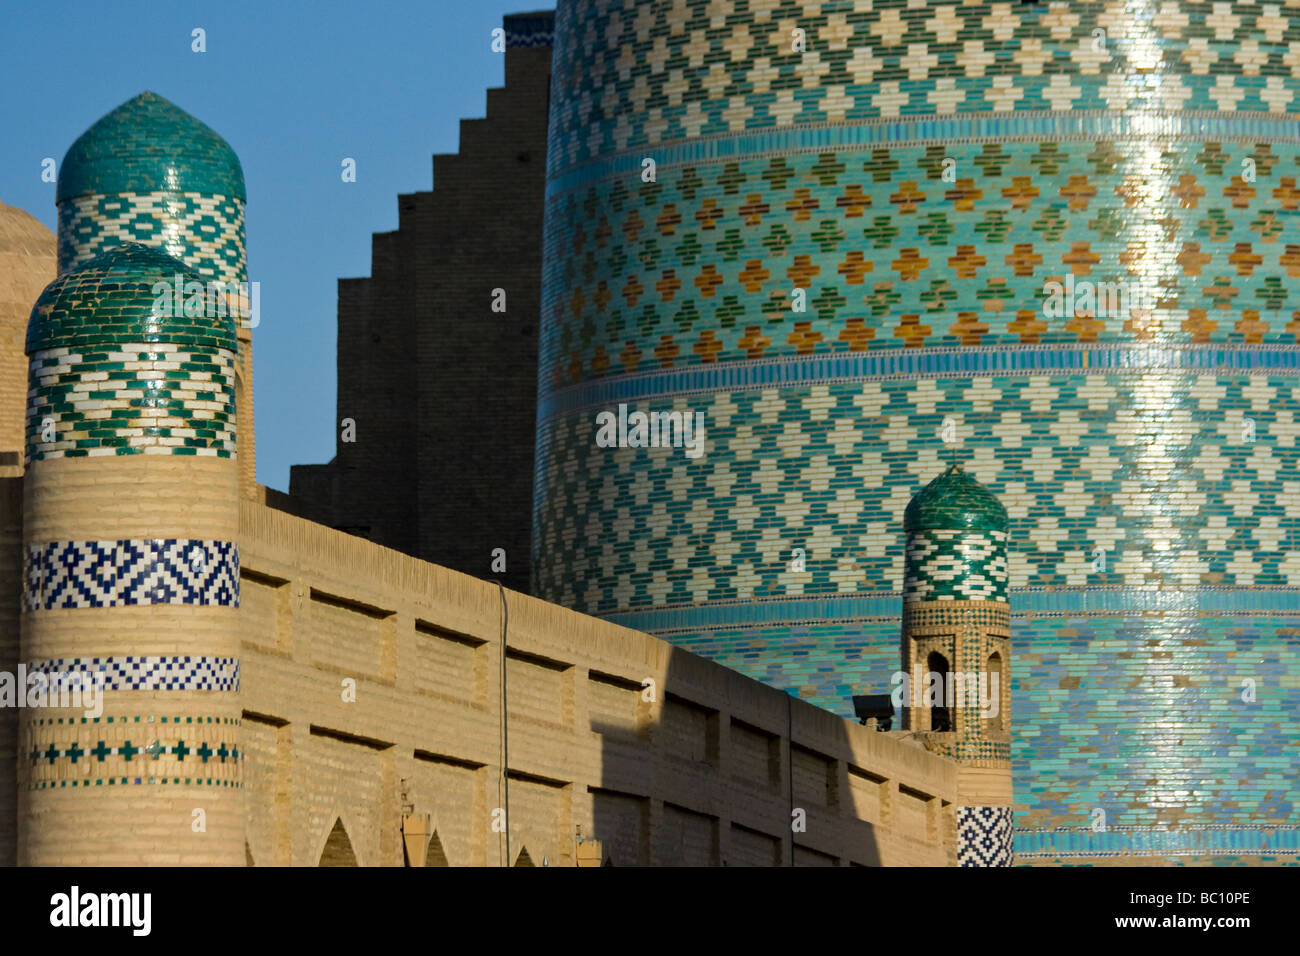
[318,818,359,867]
[426,830,450,867]
[513,846,536,867]
[245,842,255,867]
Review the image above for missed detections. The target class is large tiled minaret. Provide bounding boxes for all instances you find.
[900,463,1012,866]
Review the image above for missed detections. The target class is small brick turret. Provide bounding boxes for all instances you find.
[900,463,1013,866]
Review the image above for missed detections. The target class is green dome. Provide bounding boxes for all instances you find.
[904,463,1008,534]
[28,242,238,354]
[57,92,245,203]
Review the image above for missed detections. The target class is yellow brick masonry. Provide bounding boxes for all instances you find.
[237,494,960,866]
[19,454,243,865]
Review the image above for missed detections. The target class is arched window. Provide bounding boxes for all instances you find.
[985,651,1004,733]
[926,651,951,732]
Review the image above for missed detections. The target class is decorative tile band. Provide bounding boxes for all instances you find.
[26,343,237,461]
[548,112,1300,197]
[601,587,1300,635]
[1015,825,1300,858]
[24,657,239,692]
[23,713,241,789]
[957,806,1014,867]
[23,539,239,610]
[535,375,1300,613]
[58,190,246,284]
[549,0,1300,174]
[540,137,1300,389]
[904,529,1008,603]
[538,347,1300,424]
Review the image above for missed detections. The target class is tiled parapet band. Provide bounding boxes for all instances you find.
[23,539,240,610]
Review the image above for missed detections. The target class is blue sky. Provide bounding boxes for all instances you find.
[1,0,543,490]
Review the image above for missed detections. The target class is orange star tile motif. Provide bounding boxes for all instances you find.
[786,188,819,222]
[1223,175,1256,209]
[622,274,644,306]
[622,210,644,244]
[1182,308,1216,343]
[949,244,987,278]
[1001,176,1039,211]
[1059,174,1097,211]
[1008,308,1047,344]
[695,264,723,297]
[1062,241,1100,276]
[1171,173,1205,208]
[1066,311,1105,342]
[739,193,770,226]
[892,248,929,281]
[1228,243,1263,276]
[737,325,771,359]
[787,321,823,354]
[739,259,770,293]
[838,317,875,351]
[1273,177,1300,211]
[950,311,989,346]
[889,180,925,214]
[787,254,820,288]
[693,330,722,363]
[1004,243,1041,277]
[1234,310,1268,343]
[653,334,680,368]
[894,313,932,347]
[835,184,870,218]
[1177,241,1212,276]
[1281,244,1300,278]
[656,204,682,235]
[838,250,874,285]
[656,269,682,302]
[945,177,982,211]
[695,198,722,229]
[619,340,642,373]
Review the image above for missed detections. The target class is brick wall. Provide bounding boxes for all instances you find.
[236,490,958,866]
[287,32,551,595]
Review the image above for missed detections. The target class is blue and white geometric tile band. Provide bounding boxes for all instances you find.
[24,656,240,692]
[23,539,239,610]
[957,806,1015,867]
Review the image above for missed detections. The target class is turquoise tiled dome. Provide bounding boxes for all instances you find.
[28,242,237,353]
[57,92,246,203]
[904,464,1008,534]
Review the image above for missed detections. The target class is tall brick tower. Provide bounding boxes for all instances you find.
[900,464,1012,867]
[20,243,243,865]
[18,93,250,864]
